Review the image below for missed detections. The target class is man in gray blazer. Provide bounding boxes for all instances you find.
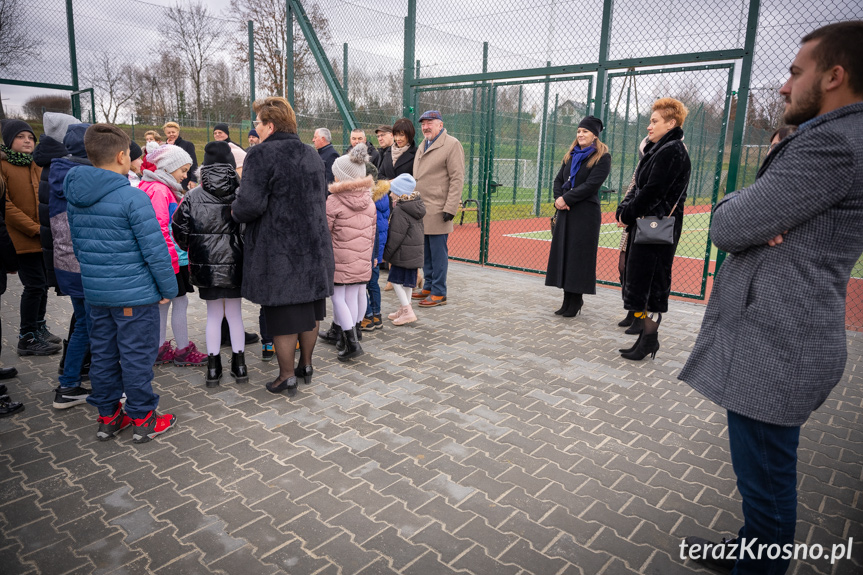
[679,22,863,574]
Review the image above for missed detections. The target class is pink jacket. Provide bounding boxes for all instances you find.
[139,179,180,274]
[327,176,376,284]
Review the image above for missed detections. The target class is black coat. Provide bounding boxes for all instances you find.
[318,143,339,184]
[33,135,68,287]
[172,165,243,290]
[173,136,199,190]
[231,132,334,306]
[616,127,691,312]
[384,193,426,268]
[0,179,20,295]
[379,143,417,180]
[545,151,612,294]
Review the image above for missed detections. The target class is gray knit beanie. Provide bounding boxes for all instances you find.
[43,112,79,142]
[147,144,193,174]
[332,146,369,181]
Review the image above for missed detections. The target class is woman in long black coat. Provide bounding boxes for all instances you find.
[616,98,691,360]
[545,116,612,317]
[231,97,335,396]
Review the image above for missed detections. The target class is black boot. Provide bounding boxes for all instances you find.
[618,310,635,327]
[356,323,363,342]
[336,327,346,352]
[619,332,643,354]
[206,354,222,388]
[318,323,342,345]
[295,364,313,384]
[231,351,249,384]
[58,339,69,375]
[625,315,644,335]
[338,327,364,361]
[561,293,583,318]
[621,332,659,360]
[554,292,571,315]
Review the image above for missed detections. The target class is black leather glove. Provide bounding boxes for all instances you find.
[442,212,455,222]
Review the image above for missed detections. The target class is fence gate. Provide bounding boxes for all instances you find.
[601,64,734,299]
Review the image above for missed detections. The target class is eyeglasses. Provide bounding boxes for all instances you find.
[253,120,262,127]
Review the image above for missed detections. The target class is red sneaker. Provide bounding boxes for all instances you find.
[96,403,133,441]
[131,410,176,444]
[173,341,207,366]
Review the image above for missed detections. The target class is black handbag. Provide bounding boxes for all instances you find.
[632,188,687,245]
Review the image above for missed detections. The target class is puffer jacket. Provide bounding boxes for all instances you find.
[327,176,376,284]
[139,175,182,274]
[172,164,243,290]
[384,192,426,268]
[33,134,68,286]
[372,180,390,262]
[49,153,91,298]
[65,166,177,307]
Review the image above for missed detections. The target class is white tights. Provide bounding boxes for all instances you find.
[206,298,245,354]
[332,284,367,330]
[392,283,411,307]
[159,295,189,348]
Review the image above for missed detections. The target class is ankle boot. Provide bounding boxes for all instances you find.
[231,351,249,384]
[338,327,364,361]
[625,315,644,335]
[356,322,363,342]
[619,332,643,354]
[318,323,342,345]
[58,339,69,375]
[621,332,659,360]
[206,354,222,387]
[336,326,346,352]
[554,292,572,315]
[392,305,417,326]
[561,293,583,318]
[618,310,635,327]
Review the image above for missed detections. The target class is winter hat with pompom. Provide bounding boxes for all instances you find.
[332,145,369,181]
[146,143,192,174]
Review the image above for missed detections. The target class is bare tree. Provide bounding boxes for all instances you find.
[84,53,136,123]
[164,0,223,121]
[230,0,331,110]
[0,0,39,119]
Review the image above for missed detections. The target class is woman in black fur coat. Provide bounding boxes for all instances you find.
[616,98,692,360]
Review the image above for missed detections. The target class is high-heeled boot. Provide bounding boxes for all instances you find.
[561,293,583,317]
[231,351,249,384]
[206,354,222,388]
[618,310,635,327]
[338,327,364,361]
[625,315,644,335]
[619,332,643,354]
[554,292,572,315]
[621,332,660,360]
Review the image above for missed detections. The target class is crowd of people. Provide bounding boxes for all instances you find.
[0,20,861,575]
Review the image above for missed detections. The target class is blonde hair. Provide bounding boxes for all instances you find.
[162,121,180,131]
[144,130,163,142]
[652,98,688,127]
[563,136,608,169]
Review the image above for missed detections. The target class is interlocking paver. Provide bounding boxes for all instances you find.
[1,262,861,574]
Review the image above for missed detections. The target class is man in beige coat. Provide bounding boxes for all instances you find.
[411,111,465,307]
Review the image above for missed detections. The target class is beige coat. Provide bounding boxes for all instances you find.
[1,158,42,254]
[412,129,465,235]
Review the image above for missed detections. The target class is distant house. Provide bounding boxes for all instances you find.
[554,100,589,124]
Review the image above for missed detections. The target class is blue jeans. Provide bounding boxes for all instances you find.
[423,234,449,297]
[366,260,381,317]
[728,410,800,575]
[86,304,160,420]
[59,297,90,389]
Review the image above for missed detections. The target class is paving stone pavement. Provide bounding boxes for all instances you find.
[1,262,861,575]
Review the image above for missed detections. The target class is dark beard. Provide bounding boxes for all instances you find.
[783,82,823,125]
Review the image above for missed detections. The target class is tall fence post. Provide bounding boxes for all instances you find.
[402,0,416,117]
[412,60,420,127]
[248,20,255,123]
[66,0,79,92]
[468,84,477,199]
[343,43,349,151]
[286,0,294,108]
[547,92,559,203]
[534,62,551,217]
[593,0,614,119]
[616,81,631,192]
[718,0,760,272]
[512,85,523,204]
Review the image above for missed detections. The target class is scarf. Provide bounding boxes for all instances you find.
[142,168,184,199]
[391,143,410,166]
[1,145,33,167]
[568,145,596,186]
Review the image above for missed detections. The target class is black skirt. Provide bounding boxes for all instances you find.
[175,265,194,297]
[198,287,242,301]
[263,298,326,336]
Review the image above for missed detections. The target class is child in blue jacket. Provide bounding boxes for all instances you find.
[65,124,178,444]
